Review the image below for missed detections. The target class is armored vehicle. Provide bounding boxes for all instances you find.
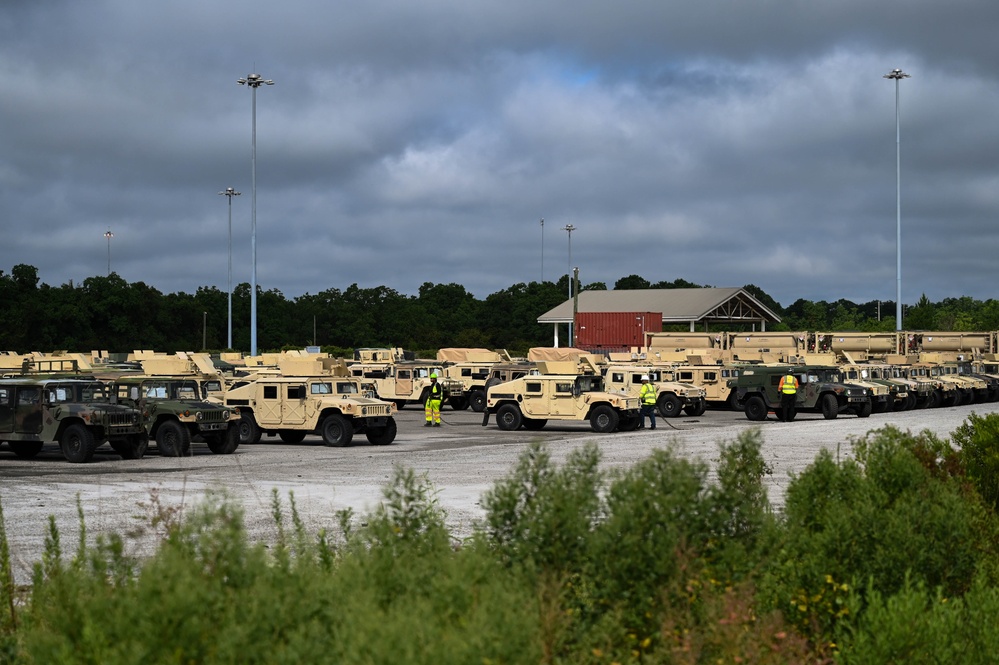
[0,378,146,463]
[602,365,706,417]
[482,362,641,433]
[224,374,397,447]
[661,363,742,410]
[908,363,963,408]
[349,361,464,410]
[837,365,893,413]
[109,376,240,456]
[443,361,538,412]
[735,365,873,421]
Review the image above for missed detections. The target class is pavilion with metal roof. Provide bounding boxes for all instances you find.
[537,287,782,346]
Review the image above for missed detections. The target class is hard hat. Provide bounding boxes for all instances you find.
[430,372,438,379]
[641,374,649,381]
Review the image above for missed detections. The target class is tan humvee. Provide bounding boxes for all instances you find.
[438,349,537,412]
[482,361,641,433]
[837,364,893,412]
[659,360,743,410]
[348,361,463,410]
[602,365,706,417]
[223,373,397,447]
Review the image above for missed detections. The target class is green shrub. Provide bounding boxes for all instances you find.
[952,411,999,512]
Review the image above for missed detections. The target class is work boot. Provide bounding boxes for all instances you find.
[433,422,441,427]
[638,423,644,429]
[650,425,656,430]
[424,422,433,427]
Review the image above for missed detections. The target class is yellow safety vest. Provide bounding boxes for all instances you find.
[780,374,798,394]
[639,382,657,405]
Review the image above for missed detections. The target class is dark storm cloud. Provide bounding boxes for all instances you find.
[2,0,998,312]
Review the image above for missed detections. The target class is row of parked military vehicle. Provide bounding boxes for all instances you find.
[5,334,999,462]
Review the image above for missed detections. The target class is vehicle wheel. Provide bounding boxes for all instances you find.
[321,414,353,447]
[111,433,148,459]
[618,414,641,431]
[365,417,397,445]
[60,423,97,463]
[495,404,523,431]
[684,400,707,417]
[821,394,839,420]
[657,394,683,418]
[239,412,262,444]
[744,395,768,421]
[855,400,873,418]
[278,430,307,444]
[872,399,887,414]
[908,394,920,410]
[9,441,44,459]
[418,388,430,406]
[448,397,470,411]
[727,390,743,411]
[590,405,619,433]
[207,425,240,454]
[469,390,487,412]
[522,417,547,431]
[156,420,192,457]
[930,390,943,409]
[394,400,407,411]
[950,389,963,407]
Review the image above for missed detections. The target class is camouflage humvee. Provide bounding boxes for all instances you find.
[601,365,706,417]
[482,362,641,433]
[735,365,873,421]
[109,376,240,456]
[0,378,146,463]
[224,374,397,447]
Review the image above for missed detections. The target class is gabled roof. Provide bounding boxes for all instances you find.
[537,288,781,325]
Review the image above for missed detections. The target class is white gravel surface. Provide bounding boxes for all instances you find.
[2,402,996,584]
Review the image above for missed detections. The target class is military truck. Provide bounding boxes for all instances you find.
[602,365,707,417]
[482,361,642,433]
[837,364,893,413]
[735,365,873,421]
[348,361,464,410]
[663,362,742,410]
[224,374,398,447]
[108,376,240,456]
[0,378,146,462]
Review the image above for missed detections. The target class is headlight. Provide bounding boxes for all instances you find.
[223,410,230,420]
[196,411,203,421]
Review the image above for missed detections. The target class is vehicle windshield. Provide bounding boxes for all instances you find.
[575,375,603,392]
[51,382,108,402]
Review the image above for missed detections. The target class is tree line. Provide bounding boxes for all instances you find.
[2,263,998,355]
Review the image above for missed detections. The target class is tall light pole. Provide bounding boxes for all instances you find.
[540,218,544,283]
[884,67,910,331]
[218,187,241,350]
[562,224,576,345]
[104,228,113,275]
[237,72,274,356]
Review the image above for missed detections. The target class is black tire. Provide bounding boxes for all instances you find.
[930,390,943,409]
[821,394,839,420]
[448,397,469,411]
[365,417,397,445]
[855,400,873,418]
[872,399,887,414]
[9,441,44,459]
[908,394,920,410]
[156,420,192,457]
[495,404,523,431]
[590,405,619,433]
[684,400,707,417]
[618,414,641,431]
[239,412,262,444]
[469,390,487,413]
[60,423,97,463]
[321,414,353,447]
[394,400,407,411]
[657,394,683,419]
[207,425,240,454]
[744,395,768,421]
[522,417,547,431]
[110,434,148,460]
[278,430,307,444]
[418,388,430,406]
[727,390,743,411]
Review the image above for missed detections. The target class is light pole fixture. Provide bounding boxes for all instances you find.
[237,72,274,356]
[218,187,241,350]
[884,67,910,331]
[104,228,114,275]
[562,224,576,345]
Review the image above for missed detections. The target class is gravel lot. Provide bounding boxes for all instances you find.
[2,401,997,584]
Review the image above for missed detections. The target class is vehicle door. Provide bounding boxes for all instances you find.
[395,369,413,398]
[282,383,307,425]
[519,380,545,416]
[257,383,284,427]
[0,386,13,434]
[548,379,577,416]
[15,386,44,434]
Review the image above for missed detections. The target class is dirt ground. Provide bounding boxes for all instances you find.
[2,401,996,584]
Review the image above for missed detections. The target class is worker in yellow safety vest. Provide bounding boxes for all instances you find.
[638,374,657,430]
[777,371,799,422]
[425,373,445,427]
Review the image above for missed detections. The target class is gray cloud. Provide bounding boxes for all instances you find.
[2,0,998,313]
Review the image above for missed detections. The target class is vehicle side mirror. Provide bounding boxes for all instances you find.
[130,387,140,400]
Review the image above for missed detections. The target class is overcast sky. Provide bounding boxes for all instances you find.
[2,0,997,310]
